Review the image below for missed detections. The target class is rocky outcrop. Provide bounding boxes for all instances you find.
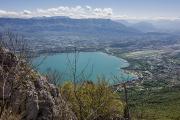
[0,48,77,120]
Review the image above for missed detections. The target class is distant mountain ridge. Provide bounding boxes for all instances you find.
[0,17,141,38]
[115,19,180,33]
[130,22,157,33]
[0,17,179,53]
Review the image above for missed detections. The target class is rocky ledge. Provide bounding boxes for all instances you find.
[0,47,77,120]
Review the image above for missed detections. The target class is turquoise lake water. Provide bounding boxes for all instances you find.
[33,52,133,83]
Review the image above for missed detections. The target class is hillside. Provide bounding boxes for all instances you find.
[0,44,126,120]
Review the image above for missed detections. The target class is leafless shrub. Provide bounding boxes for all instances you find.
[0,31,38,118]
[46,68,64,86]
[112,72,134,120]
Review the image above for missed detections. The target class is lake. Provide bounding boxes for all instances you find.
[33,52,133,84]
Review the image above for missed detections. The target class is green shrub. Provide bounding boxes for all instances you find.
[60,80,124,120]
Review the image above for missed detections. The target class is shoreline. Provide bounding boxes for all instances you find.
[33,50,136,83]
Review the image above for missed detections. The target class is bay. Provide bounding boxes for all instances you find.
[33,52,133,84]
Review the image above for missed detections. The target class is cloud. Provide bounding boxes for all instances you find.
[0,6,114,19]
[23,10,32,15]
[35,6,113,19]
[0,10,19,17]
[0,6,179,20]
[0,10,6,15]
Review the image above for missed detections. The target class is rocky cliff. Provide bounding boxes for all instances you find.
[0,47,77,120]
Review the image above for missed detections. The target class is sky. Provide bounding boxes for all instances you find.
[0,0,180,20]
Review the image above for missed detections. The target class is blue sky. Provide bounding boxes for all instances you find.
[0,0,179,19]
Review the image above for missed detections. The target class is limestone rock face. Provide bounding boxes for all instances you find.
[0,48,77,120]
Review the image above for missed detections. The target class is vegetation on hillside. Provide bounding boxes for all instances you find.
[60,81,124,120]
[121,84,180,120]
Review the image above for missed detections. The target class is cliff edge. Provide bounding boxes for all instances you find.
[0,47,77,120]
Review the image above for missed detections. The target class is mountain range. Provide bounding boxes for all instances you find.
[0,17,141,41]
[0,17,179,52]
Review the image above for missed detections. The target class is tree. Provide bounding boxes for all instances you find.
[112,71,134,120]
